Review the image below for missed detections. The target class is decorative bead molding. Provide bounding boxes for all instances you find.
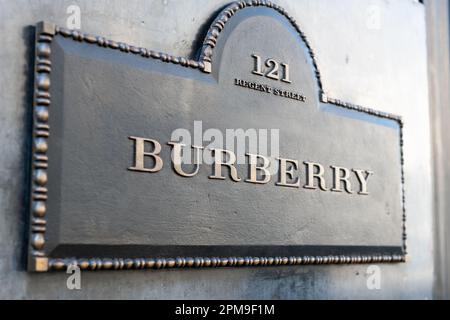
[55,26,208,72]
[28,21,55,272]
[49,254,406,271]
[28,1,407,272]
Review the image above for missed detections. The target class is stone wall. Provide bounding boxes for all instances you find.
[0,0,433,299]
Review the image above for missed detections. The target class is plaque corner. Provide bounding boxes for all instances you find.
[36,21,56,36]
[28,256,49,272]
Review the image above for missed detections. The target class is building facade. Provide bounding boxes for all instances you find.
[0,0,447,299]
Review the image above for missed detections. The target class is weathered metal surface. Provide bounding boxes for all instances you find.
[28,3,405,272]
[0,0,433,298]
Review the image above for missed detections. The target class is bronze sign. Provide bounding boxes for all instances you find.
[28,2,406,272]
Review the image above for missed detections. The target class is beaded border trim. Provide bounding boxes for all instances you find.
[48,254,406,272]
[28,1,407,272]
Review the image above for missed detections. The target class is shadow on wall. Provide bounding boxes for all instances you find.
[19,25,36,272]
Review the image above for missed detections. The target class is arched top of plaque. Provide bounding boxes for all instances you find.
[200,1,323,104]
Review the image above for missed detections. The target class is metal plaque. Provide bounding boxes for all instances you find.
[28,2,406,272]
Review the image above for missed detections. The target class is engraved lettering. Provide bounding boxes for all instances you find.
[209,148,241,182]
[168,142,204,177]
[276,158,300,188]
[331,166,353,194]
[251,54,292,83]
[265,58,279,80]
[245,153,271,184]
[128,136,163,173]
[281,62,291,83]
[251,54,264,76]
[128,137,374,196]
[353,169,373,195]
[234,78,305,102]
[304,162,327,191]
